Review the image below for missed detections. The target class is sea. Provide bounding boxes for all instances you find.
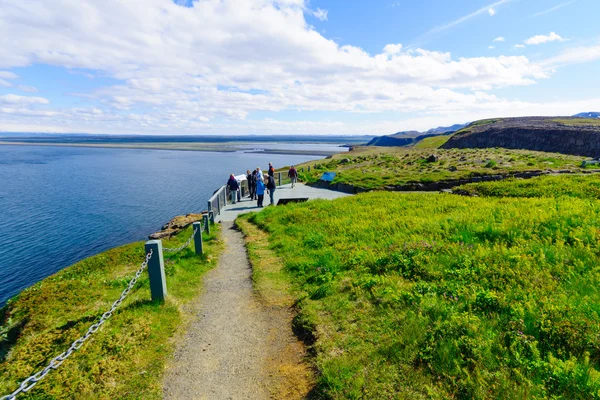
[0,144,344,306]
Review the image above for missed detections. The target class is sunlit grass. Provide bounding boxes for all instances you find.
[0,225,222,399]
[247,192,600,398]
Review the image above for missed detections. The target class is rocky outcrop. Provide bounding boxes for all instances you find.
[149,213,205,240]
[442,117,600,157]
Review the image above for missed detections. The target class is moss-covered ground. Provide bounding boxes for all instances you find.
[245,190,600,399]
[0,224,221,399]
[294,146,586,190]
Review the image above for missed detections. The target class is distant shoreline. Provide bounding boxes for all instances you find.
[0,141,346,156]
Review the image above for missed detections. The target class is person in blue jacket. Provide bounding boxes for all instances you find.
[256,177,266,207]
[227,174,239,204]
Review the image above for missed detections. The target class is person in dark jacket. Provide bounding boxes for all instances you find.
[246,169,255,201]
[268,162,275,178]
[227,174,239,204]
[256,177,266,207]
[266,175,276,205]
[288,165,298,188]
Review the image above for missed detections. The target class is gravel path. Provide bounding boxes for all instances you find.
[163,221,272,400]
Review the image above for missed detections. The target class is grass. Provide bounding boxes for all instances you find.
[456,174,600,199]
[553,118,600,126]
[294,146,587,190]
[413,135,452,149]
[0,224,222,399]
[246,192,600,399]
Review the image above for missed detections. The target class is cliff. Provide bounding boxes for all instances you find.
[442,117,600,157]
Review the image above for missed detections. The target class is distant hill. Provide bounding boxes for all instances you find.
[574,112,600,118]
[441,116,600,157]
[367,123,468,147]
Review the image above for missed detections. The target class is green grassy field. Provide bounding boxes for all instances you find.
[295,147,586,190]
[0,225,221,399]
[246,192,600,399]
[456,174,600,199]
[413,135,452,149]
[553,118,600,126]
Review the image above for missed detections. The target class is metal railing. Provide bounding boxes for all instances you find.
[1,214,214,399]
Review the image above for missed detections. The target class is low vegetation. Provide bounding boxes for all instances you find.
[412,135,452,149]
[246,192,600,399]
[456,174,600,199]
[0,225,221,399]
[295,146,586,190]
[553,118,600,126]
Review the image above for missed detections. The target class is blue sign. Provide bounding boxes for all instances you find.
[320,172,336,182]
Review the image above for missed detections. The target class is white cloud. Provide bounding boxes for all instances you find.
[541,43,600,67]
[525,32,564,45]
[515,44,526,48]
[488,8,496,16]
[0,94,49,105]
[488,46,495,49]
[493,36,505,42]
[18,85,39,93]
[533,0,577,17]
[312,8,328,21]
[412,0,515,45]
[0,0,586,135]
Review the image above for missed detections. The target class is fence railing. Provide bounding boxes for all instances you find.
[1,213,214,400]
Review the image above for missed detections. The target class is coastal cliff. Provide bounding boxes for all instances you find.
[442,117,600,157]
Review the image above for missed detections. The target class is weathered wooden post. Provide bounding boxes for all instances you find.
[301,167,304,173]
[145,240,167,302]
[278,171,282,186]
[193,222,203,255]
[308,166,311,172]
[203,214,210,235]
[209,210,215,225]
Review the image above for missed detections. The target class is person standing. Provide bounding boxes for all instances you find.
[256,177,266,207]
[227,173,239,204]
[246,169,254,200]
[266,175,276,205]
[268,162,275,178]
[256,167,264,181]
[288,165,298,188]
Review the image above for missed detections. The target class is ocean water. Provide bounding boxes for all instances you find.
[0,145,336,306]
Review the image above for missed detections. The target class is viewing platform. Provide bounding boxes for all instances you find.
[214,182,350,222]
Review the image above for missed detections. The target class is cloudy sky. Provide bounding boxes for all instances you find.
[0,0,599,135]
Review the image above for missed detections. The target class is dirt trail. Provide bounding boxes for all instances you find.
[163,221,308,400]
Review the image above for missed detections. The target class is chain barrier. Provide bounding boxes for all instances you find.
[162,227,199,253]
[0,250,154,400]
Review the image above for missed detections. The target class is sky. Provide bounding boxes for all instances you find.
[0,0,599,135]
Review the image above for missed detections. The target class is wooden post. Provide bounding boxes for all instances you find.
[209,210,215,225]
[301,167,304,173]
[278,171,282,186]
[145,240,167,302]
[203,214,210,235]
[193,222,203,255]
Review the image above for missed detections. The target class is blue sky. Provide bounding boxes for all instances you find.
[0,0,599,135]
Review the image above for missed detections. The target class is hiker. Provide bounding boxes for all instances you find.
[227,173,239,204]
[288,165,298,188]
[256,167,264,181]
[246,170,256,200]
[256,176,265,207]
[251,169,259,199]
[268,162,275,178]
[266,174,276,205]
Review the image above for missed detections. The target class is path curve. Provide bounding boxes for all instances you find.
[163,221,272,399]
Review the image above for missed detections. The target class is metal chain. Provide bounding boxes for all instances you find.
[162,227,198,253]
[0,250,154,400]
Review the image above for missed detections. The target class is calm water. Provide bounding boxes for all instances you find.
[0,145,335,306]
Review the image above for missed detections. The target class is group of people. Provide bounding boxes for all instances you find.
[226,162,298,208]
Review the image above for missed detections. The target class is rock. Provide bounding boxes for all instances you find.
[339,158,351,164]
[448,166,458,172]
[426,154,439,163]
[149,213,205,240]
